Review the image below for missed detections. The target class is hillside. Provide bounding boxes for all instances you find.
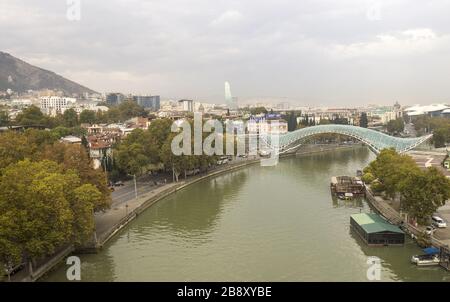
[0,51,97,95]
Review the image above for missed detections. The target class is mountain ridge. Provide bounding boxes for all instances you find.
[0,51,97,95]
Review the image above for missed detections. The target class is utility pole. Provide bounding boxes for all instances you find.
[92,208,98,246]
[133,174,137,199]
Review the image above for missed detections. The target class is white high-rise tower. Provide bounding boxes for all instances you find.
[224,81,237,109]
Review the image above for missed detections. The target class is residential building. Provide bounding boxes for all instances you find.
[179,99,194,112]
[133,95,160,111]
[106,93,125,106]
[60,135,82,144]
[39,96,77,116]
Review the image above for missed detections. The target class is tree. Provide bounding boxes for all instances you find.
[160,133,185,182]
[386,118,404,134]
[114,129,159,176]
[105,107,121,122]
[24,128,57,148]
[361,172,375,184]
[0,131,37,172]
[14,105,47,127]
[40,143,111,211]
[249,107,268,115]
[62,108,78,127]
[0,160,74,269]
[331,117,349,125]
[0,159,103,271]
[432,127,450,148]
[148,118,173,150]
[79,110,97,124]
[115,142,150,176]
[365,148,420,198]
[71,184,102,244]
[0,110,10,127]
[400,167,450,225]
[360,112,368,128]
[50,126,72,139]
[366,148,450,225]
[118,100,147,120]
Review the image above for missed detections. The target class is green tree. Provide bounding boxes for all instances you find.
[386,118,404,134]
[15,105,47,127]
[0,110,10,127]
[62,108,79,127]
[50,126,72,139]
[432,127,449,148]
[400,167,450,224]
[249,107,268,115]
[113,129,159,176]
[160,133,185,182]
[118,100,147,120]
[40,143,111,211]
[0,160,74,269]
[79,110,97,124]
[0,159,103,272]
[366,148,420,198]
[148,118,173,150]
[71,184,102,244]
[361,172,375,184]
[0,131,36,171]
[106,107,121,122]
[24,128,57,147]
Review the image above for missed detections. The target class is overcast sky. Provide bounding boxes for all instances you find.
[1,0,450,106]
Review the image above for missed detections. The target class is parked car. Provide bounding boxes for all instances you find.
[425,226,435,235]
[3,263,24,277]
[432,216,447,228]
[114,181,125,187]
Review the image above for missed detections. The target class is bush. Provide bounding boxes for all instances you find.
[370,180,384,195]
[362,172,375,184]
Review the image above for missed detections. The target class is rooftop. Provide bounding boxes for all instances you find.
[351,213,404,234]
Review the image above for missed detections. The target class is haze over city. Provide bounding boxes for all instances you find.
[2,0,450,106]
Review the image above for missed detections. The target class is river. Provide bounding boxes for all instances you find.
[44,147,450,281]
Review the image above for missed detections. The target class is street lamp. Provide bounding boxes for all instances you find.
[92,207,98,246]
[125,173,137,219]
[127,173,138,199]
[133,174,137,199]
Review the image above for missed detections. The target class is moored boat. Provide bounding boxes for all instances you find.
[411,247,441,266]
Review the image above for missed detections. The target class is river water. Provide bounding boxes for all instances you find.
[44,147,450,281]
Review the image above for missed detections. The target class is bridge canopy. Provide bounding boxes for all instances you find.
[265,124,432,154]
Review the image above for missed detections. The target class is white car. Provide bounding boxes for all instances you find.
[432,216,447,228]
[425,226,435,235]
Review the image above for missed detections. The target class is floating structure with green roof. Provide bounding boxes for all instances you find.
[350,213,405,246]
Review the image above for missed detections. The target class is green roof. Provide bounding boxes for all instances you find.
[351,213,404,234]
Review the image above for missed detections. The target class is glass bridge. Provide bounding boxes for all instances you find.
[264,124,432,154]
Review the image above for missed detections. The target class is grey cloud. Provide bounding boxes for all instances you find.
[1,0,450,105]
